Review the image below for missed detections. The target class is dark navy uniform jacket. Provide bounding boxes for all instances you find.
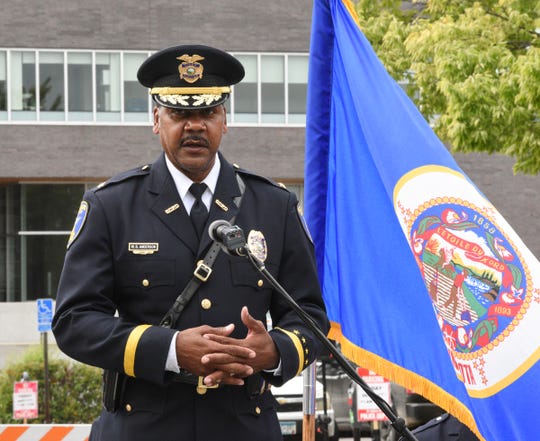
[52,152,329,441]
[411,413,480,441]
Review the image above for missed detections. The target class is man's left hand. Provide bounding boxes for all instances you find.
[201,306,279,386]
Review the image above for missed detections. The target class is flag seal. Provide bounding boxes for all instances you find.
[395,166,540,397]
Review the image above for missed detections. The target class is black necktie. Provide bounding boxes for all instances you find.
[189,183,208,239]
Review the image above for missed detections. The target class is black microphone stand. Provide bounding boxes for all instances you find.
[221,233,418,441]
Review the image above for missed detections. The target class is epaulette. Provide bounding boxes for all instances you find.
[94,164,151,191]
[232,163,290,192]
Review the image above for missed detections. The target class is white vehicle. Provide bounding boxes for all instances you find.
[273,375,339,440]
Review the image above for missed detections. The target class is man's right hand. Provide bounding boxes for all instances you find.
[175,323,255,386]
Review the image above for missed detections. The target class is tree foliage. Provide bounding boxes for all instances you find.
[354,0,540,174]
[0,346,102,423]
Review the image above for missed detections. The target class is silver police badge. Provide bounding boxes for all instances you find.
[247,230,267,263]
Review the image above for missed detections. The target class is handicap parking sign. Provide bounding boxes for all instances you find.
[37,298,54,333]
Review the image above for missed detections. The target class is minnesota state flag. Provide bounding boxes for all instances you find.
[304,1,540,440]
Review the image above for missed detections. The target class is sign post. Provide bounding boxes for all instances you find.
[37,298,54,423]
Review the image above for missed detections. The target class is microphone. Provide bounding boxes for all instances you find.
[208,220,247,256]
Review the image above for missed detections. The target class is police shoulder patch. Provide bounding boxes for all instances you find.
[67,201,89,249]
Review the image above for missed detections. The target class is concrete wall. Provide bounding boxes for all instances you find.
[0,126,306,180]
[0,302,56,368]
[0,0,313,52]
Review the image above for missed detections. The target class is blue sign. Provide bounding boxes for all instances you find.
[37,298,54,333]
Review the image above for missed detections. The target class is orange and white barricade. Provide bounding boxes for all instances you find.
[0,425,91,441]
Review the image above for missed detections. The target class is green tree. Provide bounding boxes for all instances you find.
[353,0,540,174]
[0,346,102,423]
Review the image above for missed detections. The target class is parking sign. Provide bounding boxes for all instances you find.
[37,298,54,333]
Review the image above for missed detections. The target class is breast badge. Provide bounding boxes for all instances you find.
[247,230,267,263]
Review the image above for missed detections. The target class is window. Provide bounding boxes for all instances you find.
[261,55,285,123]
[39,52,64,120]
[232,54,258,123]
[288,56,308,124]
[0,183,94,302]
[10,51,37,120]
[96,52,121,122]
[0,49,308,126]
[68,52,93,121]
[0,51,6,120]
[123,52,149,121]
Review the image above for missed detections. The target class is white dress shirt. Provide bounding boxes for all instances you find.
[163,154,220,373]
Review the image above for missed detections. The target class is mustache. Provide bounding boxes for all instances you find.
[180,136,209,147]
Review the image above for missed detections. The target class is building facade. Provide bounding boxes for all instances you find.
[0,0,539,365]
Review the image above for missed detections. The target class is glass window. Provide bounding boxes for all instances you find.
[124,52,148,122]
[0,184,86,301]
[68,52,92,121]
[21,184,84,231]
[96,52,121,122]
[39,51,64,121]
[261,55,285,123]
[288,56,308,124]
[1,49,309,126]
[0,185,21,302]
[10,51,37,121]
[233,55,258,123]
[21,235,68,300]
[0,51,6,120]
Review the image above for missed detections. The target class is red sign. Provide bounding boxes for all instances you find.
[13,381,38,420]
[355,368,391,422]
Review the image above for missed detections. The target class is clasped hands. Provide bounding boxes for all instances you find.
[175,306,279,387]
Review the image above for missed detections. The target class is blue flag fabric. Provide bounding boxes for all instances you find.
[304,1,540,440]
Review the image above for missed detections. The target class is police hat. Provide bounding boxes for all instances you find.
[137,44,244,110]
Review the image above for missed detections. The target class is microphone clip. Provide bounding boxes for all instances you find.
[209,220,247,256]
[219,224,247,256]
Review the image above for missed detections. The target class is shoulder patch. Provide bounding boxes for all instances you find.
[94,164,151,191]
[67,201,89,249]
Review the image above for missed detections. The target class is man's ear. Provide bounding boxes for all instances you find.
[152,107,160,134]
[222,105,228,134]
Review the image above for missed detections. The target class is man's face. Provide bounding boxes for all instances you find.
[153,104,228,182]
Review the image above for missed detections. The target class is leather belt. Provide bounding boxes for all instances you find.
[172,370,218,395]
[172,370,270,397]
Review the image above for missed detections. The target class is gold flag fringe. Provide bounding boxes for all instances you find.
[328,321,485,441]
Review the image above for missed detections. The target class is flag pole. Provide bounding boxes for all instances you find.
[302,363,316,441]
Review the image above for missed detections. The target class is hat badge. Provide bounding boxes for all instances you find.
[176,54,205,84]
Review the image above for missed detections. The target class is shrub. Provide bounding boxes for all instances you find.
[0,345,102,423]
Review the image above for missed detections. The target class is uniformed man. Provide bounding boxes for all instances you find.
[408,413,480,441]
[52,45,330,441]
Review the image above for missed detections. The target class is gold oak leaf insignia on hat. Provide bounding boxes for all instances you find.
[176,54,205,83]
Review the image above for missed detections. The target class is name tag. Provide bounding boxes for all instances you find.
[128,243,159,255]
